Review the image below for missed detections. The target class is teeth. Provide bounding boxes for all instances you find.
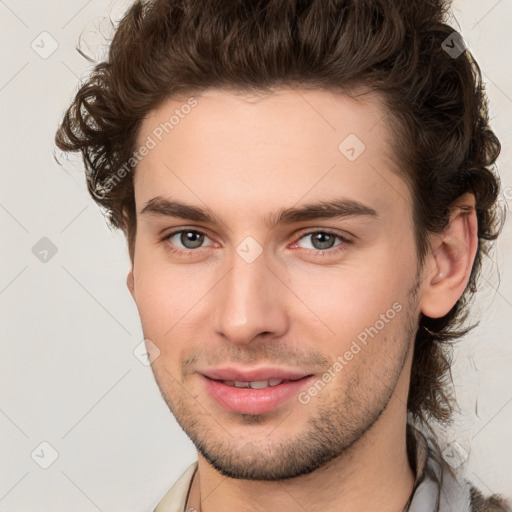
[249,380,271,389]
[222,379,285,388]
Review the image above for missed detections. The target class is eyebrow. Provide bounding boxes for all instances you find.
[140,196,379,227]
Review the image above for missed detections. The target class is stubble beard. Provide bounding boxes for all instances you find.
[152,296,419,481]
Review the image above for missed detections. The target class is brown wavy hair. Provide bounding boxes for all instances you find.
[55,0,504,428]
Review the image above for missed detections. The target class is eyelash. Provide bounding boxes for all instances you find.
[161,229,353,258]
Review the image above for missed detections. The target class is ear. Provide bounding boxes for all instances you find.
[127,267,135,299]
[419,193,478,319]
[122,205,136,299]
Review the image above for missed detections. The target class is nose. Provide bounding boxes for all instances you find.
[212,250,289,346]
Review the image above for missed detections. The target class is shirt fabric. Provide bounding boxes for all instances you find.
[152,423,497,512]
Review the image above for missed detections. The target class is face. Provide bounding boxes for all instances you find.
[128,87,424,480]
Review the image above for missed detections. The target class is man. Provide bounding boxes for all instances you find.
[55,0,510,510]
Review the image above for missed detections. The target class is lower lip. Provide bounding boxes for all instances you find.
[202,375,315,415]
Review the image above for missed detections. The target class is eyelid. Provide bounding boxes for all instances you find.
[161,227,351,240]
[290,229,352,251]
[292,227,353,243]
[161,228,216,250]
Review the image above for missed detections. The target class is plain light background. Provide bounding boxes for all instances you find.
[0,1,511,510]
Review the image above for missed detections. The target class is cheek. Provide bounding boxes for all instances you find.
[286,252,414,354]
[132,251,215,343]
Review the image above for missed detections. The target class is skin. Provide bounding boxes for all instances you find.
[126,87,478,512]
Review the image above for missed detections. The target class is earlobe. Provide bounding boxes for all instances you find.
[127,268,135,298]
[419,193,478,319]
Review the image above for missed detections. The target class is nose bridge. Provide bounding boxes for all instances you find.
[213,247,288,344]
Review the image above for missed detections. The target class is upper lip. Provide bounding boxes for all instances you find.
[201,367,312,382]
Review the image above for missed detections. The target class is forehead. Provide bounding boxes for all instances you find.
[134,87,410,223]
[138,87,392,150]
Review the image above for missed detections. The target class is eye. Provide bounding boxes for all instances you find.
[295,231,351,253]
[161,228,351,257]
[162,229,214,252]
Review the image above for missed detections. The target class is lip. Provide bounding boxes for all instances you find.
[201,369,315,415]
[201,366,311,382]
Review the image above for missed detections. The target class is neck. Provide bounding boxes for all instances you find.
[186,402,415,512]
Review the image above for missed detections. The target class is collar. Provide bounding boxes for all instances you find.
[405,422,472,512]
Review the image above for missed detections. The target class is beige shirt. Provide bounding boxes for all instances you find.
[152,424,503,512]
[154,461,197,512]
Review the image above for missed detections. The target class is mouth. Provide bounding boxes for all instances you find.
[201,373,315,415]
[210,377,303,389]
